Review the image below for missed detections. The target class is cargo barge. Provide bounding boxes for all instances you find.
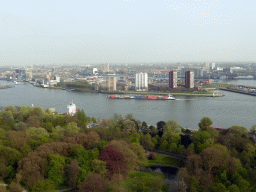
[107,94,175,100]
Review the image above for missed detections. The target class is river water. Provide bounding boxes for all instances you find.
[0,80,255,130]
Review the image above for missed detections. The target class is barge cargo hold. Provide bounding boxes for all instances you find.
[107,94,175,100]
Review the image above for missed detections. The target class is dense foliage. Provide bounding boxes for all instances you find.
[0,106,255,192]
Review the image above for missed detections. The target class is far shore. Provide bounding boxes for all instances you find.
[100,90,223,97]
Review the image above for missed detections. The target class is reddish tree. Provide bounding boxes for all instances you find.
[149,152,157,160]
[100,145,127,175]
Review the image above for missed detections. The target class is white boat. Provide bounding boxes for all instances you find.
[166,94,175,100]
[67,101,77,116]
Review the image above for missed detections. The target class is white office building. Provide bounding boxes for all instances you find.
[135,72,148,91]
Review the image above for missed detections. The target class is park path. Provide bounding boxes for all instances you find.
[147,163,181,169]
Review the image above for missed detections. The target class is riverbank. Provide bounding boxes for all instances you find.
[219,88,256,97]
[101,90,224,97]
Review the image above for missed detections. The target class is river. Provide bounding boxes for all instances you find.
[0,80,255,130]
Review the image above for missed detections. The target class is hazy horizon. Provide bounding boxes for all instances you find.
[1,0,256,66]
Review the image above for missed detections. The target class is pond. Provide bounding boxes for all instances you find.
[144,166,179,182]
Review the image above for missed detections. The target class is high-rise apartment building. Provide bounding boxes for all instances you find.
[169,70,177,89]
[107,76,116,91]
[185,70,194,89]
[135,72,148,91]
[211,62,216,69]
[54,75,60,83]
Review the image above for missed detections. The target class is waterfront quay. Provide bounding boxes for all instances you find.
[219,87,256,97]
[101,90,224,97]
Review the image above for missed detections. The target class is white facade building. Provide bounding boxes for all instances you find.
[211,63,216,70]
[135,72,148,91]
[84,67,98,75]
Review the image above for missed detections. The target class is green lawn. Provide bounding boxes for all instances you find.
[109,171,166,192]
[147,154,182,167]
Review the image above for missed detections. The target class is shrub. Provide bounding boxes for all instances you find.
[149,152,157,160]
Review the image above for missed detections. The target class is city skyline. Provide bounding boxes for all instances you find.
[1,0,256,66]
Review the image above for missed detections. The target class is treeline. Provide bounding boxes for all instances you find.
[0,106,256,191]
[0,107,167,191]
[57,81,96,91]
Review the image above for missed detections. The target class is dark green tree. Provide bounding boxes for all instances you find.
[198,117,213,131]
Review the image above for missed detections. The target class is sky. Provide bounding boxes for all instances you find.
[0,0,255,66]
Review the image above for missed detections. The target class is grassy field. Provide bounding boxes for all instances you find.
[147,154,182,167]
[109,171,167,192]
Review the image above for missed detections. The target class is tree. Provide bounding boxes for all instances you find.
[112,113,123,122]
[31,179,55,192]
[67,159,80,187]
[4,106,17,114]
[7,131,31,154]
[75,109,88,129]
[0,111,15,130]
[50,126,65,140]
[25,127,49,139]
[198,117,213,131]
[169,143,178,153]
[229,125,248,136]
[42,122,54,132]
[68,144,94,173]
[125,113,134,120]
[18,142,72,189]
[164,119,181,133]
[91,117,97,123]
[151,137,158,146]
[83,131,101,149]
[250,125,256,135]
[78,173,108,192]
[227,184,240,192]
[149,152,157,159]
[129,133,140,144]
[211,182,227,192]
[47,154,66,187]
[52,115,66,127]
[16,106,32,122]
[123,119,136,133]
[159,140,168,151]
[192,130,213,153]
[0,185,8,192]
[129,143,148,164]
[200,147,225,176]
[100,145,127,174]
[65,122,80,136]
[141,121,149,134]
[109,140,145,172]
[26,115,41,128]
[31,107,45,117]
[9,181,23,192]
[140,133,155,150]
[92,159,107,176]
[156,121,166,137]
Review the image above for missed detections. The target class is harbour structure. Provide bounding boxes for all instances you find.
[135,72,148,91]
[185,70,194,89]
[169,70,177,89]
[107,76,117,91]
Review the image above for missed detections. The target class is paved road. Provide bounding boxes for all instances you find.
[147,163,181,169]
